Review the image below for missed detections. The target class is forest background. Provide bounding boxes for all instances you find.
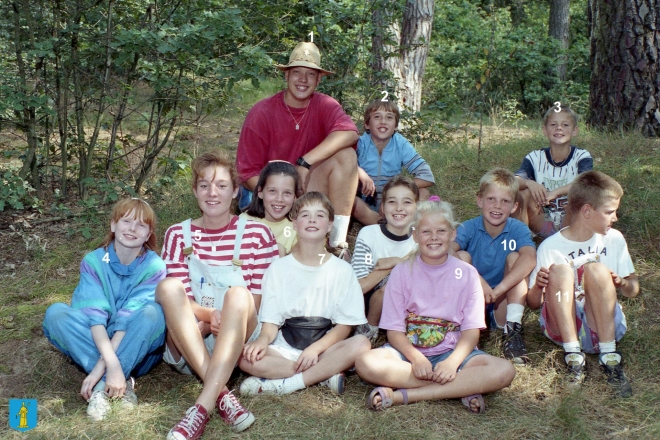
[1,0,659,438]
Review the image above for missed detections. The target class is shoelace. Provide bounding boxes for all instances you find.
[180,406,206,434]
[219,392,243,422]
[608,364,626,383]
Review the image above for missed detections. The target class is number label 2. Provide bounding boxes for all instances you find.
[380,91,389,102]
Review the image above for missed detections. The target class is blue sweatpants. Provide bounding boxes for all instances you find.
[42,302,165,379]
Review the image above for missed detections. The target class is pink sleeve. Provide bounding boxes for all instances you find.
[456,265,486,331]
[378,265,408,333]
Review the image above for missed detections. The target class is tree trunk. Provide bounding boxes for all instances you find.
[398,0,434,112]
[371,0,434,113]
[588,0,660,135]
[549,0,571,81]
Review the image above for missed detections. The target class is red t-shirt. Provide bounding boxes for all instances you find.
[237,90,358,183]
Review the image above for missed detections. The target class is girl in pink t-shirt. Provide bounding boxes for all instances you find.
[355,201,516,413]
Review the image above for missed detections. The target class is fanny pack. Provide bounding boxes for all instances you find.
[405,312,460,348]
[281,316,333,350]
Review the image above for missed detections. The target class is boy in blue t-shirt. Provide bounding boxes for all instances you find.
[353,99,435,225]
[452,168,536,364]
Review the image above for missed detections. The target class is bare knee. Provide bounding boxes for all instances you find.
[548,263,573,280]
[504,252,520,271]
[222,286,253,314]
[156,278,187,306]
[456,250,472,264]
[355,349,387,380]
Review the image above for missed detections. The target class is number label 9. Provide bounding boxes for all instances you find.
[455,268,462,279]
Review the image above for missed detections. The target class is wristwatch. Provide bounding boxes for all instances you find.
[296,157,312,169]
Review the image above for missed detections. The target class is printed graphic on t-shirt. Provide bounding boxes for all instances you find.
[569,254,601,297]
[543,196,569,229]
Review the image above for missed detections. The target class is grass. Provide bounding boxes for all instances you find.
[1,92,659,438]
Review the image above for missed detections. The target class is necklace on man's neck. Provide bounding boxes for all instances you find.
[284,93,311,130]
[202,217,230,253]
[548,147,571,167]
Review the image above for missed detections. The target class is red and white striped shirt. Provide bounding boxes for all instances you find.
[161,216,279,298]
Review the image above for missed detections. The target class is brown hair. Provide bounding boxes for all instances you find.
[100,198,157,252]
[191,150,239,213]
[478,168,519,200]
[290,191,335,222]
[543,105,579,126]
[568,170,623,215]
[382,175,420,202]
[246,161,300,219]
[364,98,401,129]
[191,150,239,190]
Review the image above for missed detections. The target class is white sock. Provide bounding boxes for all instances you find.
[282,372,306,393]
[563,341,581,353]
[92,380,106,393]
[599,340,616,354]
[330,215,350,247]
[505,304,525,324]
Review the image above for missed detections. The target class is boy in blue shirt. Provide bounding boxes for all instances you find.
[452,168,537,364]
[353,99,435,225]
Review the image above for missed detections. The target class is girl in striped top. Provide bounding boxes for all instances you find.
[158,151,278,440]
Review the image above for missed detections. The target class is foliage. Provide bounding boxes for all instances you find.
[0,168,40,211]
[426,0,591,120]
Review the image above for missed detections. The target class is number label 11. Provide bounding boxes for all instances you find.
[555,291,570,302]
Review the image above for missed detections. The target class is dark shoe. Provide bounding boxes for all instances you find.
[503,322,529,364]
[564,351,587,388]
[599,351,632,398]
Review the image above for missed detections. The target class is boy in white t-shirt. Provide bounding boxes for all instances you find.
[527,171,639,397]
[513,105,593,238]
[239,192,371,396]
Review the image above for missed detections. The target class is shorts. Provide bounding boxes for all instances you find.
[363,275,389,315]
[382,344,486,371]
[164,322,262,375]
[267,330,305,361]
[540,299,626,354]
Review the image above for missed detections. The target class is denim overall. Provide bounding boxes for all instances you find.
[181,216,249,352]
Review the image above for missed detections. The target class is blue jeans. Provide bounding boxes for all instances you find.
[43,302,165,379]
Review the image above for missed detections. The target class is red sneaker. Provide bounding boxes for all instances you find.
[216,389,255,433]
[167,404,209,440]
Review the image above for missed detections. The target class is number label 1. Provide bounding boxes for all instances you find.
[365,253,373,265]
[284,226,292,238]
[455,268,462,279]
[381,91,389,102]
[501,239,517,251]
[554,101,562,112]
[308,31,314,43]
[555,291,570,302]
[102,252,110,263]
[318,253,325,265]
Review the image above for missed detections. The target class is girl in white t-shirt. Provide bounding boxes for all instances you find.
[355,201,516,413]
[239,192,371,397]
[351,176,419,342]
[242,161,299,256]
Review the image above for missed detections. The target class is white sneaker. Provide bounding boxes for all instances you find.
[87,390,111,421]
[319,373,345,395]
[239,376,288,396]
[120,377,138,409]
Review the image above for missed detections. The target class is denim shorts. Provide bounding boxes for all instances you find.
[540,299,626,354]
[382,344,487,371]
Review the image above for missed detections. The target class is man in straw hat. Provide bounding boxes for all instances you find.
[237,41,358,255]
